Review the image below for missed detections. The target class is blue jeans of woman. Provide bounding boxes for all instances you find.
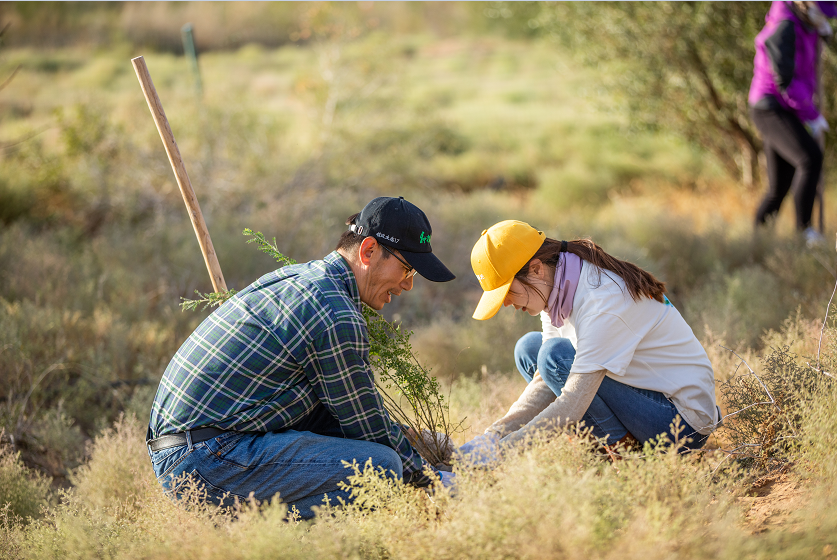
[514,332,706,449]
[148,430,402,519]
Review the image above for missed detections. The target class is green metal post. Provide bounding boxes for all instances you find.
[181,23,203,96]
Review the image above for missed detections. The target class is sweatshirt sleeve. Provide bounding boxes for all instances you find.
[765,19,796,91]
[765,18,820,121]
[498,370,607,447]
[485,372,557,438]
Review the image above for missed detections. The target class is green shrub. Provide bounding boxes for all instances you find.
[0,177,36,225]
[69,413,154,514]
[0,438,51,522]
[31,407,87,478]
[0,505,25,560]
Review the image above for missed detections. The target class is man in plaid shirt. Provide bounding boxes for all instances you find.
[147,197,456,518]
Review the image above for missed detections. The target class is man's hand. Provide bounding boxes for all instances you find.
[456,432,500,464]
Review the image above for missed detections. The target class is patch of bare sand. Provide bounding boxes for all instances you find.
[739,472,808,534]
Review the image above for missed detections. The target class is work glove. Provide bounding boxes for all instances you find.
[806,115,830,141]
[456,432,500,465]
[437,469,456,489]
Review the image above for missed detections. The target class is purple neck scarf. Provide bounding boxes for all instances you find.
[546,249,582,327]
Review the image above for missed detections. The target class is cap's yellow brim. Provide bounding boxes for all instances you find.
[472,280,512,321]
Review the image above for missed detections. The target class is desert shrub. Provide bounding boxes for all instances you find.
[0,175,36,225]
[70,413,154,514]
[0,295,181,437]
[800,370,837,477]
[0,437,51,522]
[10,312,837,560]
[29,407,87,480]
[0,142,81,228]
[759,308,822,362]
[718,341,833,475]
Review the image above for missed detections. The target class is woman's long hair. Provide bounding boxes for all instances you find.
[514,238,666,305]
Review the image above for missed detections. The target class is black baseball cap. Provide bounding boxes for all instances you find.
[350,197,455,282]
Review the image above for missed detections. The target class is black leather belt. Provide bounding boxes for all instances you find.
[146,427,229,452]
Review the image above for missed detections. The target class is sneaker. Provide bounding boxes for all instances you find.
[804,227,826,247]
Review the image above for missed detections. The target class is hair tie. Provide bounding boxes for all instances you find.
[560,240,568,253]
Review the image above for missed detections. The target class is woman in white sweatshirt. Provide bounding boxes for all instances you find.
[463,220,719,456]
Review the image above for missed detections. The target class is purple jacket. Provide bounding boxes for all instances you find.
[749,1,821,122]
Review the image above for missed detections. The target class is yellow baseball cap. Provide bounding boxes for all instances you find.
[471,220,545,320]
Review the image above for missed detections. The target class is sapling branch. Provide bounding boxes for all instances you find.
[180,289,238,312]
[243,228,297,267]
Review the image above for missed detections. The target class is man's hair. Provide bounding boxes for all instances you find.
[335,212,391,259]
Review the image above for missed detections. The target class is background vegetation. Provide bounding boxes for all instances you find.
[2,2,837,558]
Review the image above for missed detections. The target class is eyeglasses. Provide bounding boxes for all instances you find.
[380,244,418,278]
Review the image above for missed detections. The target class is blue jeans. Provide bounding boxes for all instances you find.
[149,430,402,519]
[514,332,706,449]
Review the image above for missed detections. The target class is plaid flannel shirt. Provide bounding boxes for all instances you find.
[149,251,430,484]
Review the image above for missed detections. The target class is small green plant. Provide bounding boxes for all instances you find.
[363,305,463,465]
[181,229,463,466]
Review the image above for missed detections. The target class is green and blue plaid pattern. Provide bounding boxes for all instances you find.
[149,251,427,481]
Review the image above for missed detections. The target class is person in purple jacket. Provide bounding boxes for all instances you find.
[749,1,837,245]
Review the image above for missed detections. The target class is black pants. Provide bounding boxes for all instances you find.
[751,105,823,230]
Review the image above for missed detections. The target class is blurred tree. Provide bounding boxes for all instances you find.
[523,1,773,187]
[0,23,19,95]
[0,22,21,147]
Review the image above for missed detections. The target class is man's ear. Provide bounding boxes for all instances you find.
[358,237,377,267]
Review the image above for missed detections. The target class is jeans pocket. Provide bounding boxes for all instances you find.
[203,433,257,470]
[150,444,183,466]
[154,445,193,481]
[203,431,247,457]
[184,468,249,508]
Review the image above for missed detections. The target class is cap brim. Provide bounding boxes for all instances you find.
[472,280,512,321]
[400,250,456,282]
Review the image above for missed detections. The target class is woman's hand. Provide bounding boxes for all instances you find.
[456,432,500,464]
[807,115,829,145]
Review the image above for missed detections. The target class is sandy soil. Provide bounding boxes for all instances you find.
[739,472,807,533]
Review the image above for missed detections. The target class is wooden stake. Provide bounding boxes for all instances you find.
[131,55,227,292]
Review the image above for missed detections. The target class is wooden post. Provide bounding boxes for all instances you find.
[131,55,227,292]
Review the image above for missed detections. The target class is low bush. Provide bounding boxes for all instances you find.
[0,436,51,522]
[70,413,154,514]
